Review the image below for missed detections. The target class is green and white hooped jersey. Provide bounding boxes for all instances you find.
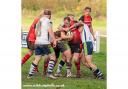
[81,24,93,43]
[35,17,52,45]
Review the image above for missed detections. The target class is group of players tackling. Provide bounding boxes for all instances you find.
[22,7,104,80]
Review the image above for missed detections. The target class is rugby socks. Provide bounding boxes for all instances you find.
[22,53,32,65]
[89,67,92,70]
[66,62,72,74]
[43,60,49,75]
[74,59,81,75]
[34,66,39,73]
[28,62,37,76]
[57,60,65,73]
[47,60,56,74]
[93,68,103,79]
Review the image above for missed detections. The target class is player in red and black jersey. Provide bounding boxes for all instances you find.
[79,7,96,41]
[55,15,82,77]
[67,14,83,77]
[21,17,40,74]
[55,17,73,77]
[79,7,104,79]
[21,17,39,65]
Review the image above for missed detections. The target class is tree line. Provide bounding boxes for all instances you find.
[22,0,106,18]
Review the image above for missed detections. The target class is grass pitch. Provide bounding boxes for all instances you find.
[22,37,106,89]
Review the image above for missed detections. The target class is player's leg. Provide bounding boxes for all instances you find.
[83,42,104,79]
[55,54,66,77]
[27,45,43,78]
[27,55,41,78]
[22,50,33,65]
[85,55,104,79]
[55,42,70,77]
[43,55,49,76]
[72,53,81,77]
[27,56,42,78]
[81,52,91,69]
[21,40,34,65]
[46,45,57,79]
[54,46,61,69]
[42,47,59,76]
[70,43,81,78]
[58,42,72,77]
[63,49,72,77]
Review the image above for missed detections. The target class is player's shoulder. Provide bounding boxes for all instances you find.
[34,17,39,21]
[79,15,84,21]
[40,17,52,24]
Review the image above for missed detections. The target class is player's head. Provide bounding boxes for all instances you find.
[54,31,61,38]
[84,7,91,15]
[43,9,51,19]
[63,16,70,26]
[67,14,75,21]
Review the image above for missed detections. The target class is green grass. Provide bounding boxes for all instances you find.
[22,37,106,89]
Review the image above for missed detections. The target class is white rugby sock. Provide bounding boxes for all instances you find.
[47,60,55,74]
[28,62,37,76]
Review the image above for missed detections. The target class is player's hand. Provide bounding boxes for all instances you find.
[93,36,96,41]
[63,27,69,31]
[58,26,63,30]
[53,39,57,47]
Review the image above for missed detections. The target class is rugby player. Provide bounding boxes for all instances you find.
[21,13,42,73]
[21,17,39,65]
[27,9,57,79]
[78,7,104,79]
[55,17,73,77]
[21,12,50,75]
[79,7,96,41]
[55,15,82,78]
[68,14,82,77]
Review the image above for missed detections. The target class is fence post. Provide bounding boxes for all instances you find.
[93,31,100,53]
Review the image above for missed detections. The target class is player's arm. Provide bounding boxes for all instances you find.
[78,25,84,33]
[55,38,62,42]
[48,23,57,47]
[69,15,84,29]
[69,21,83,30]
[48,28,57,47]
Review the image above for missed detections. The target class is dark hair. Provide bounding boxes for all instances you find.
[64,17,70,22]
[44,9,51,15]
[84,7,91,12]
[54,31,61,37]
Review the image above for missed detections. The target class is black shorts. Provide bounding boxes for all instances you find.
[57,41,70,53]
[69,43,81,53]
[35,44,54,56]
[26,39,35,50]
[54,46,60,59]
